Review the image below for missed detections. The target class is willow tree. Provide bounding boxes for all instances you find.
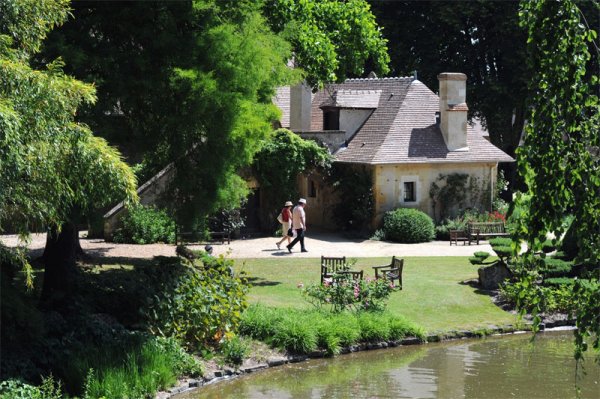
[0,0,137,299]
[514,0,599,359]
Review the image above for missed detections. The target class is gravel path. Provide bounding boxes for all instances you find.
[1,231,491,259]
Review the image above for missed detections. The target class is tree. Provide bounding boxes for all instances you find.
[370,1,529,192]
[252,128,331,227]
[0,0,137,297]
[513,0,599,359]
[261,0,390,88]
[40,0,389,230]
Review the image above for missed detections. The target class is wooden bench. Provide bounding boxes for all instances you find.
[372,256,403,289]
[449,230,469,246]
[467,222,509,245]
[175,228,231,245]
[321,256,363,284]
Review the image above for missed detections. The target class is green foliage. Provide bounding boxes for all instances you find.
[489,237,512,247]
[239,304,424,355]
[515,0,599,359]
[221,336,249,367]
[0,0,137,237]
[302,273,398,313]
[383,208,435,243]
[541,239,557,253]
[262,0,390,88]
[371,1,529,162]
[79,338,183,399]
[252,128,331,228]
[328,163,374,232]
[469,251,490,265]
[541,258,574,278]
[0,376,63,399]
[146,256,249,350]
[113,205,175,244]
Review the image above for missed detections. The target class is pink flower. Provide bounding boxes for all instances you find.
[389,282,394,288]
[354,284,360,298]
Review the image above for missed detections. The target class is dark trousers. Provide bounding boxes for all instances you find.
[288,229,305,251]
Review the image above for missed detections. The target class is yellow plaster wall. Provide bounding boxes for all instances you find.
[372,162,497,227]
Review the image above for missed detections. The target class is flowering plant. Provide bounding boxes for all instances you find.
[301,273,398,313]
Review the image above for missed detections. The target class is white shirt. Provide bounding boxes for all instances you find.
[292,205,306,230]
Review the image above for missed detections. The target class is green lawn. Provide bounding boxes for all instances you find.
[233,256,517,333]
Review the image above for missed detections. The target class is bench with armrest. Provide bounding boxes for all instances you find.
[175,226,231,245]
[372,256,403,289]
[321,256,347,284]
[467,222,509,245]
[449,230,469,246]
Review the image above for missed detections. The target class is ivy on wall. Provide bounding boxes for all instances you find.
[429,173,489,221]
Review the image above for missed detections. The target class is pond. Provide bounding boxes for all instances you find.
[180,330,600,399]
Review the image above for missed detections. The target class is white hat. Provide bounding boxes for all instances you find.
[284,201,293,206]
[298,198,307,204]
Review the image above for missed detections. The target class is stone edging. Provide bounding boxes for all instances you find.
[159,317,575,398]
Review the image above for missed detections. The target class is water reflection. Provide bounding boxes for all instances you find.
[179,332,600,399]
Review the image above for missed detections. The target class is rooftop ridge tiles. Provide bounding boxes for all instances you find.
[344,76,413,82]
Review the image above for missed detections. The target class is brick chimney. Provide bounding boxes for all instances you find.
[289,83,312,131]
[438,73,468,151]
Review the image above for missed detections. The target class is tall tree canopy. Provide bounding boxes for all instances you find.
[41,0,389,227]
[0,0,137,292]
[370,1,528,161]
[514,0,599,359]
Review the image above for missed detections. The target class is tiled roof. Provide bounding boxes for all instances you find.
[320,89,382,109]
[277,77,514,165]
[273,86,290,128]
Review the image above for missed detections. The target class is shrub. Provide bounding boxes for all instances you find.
[541,239,557,253]
[221,336,249,367]
[302,274,398,313]
[383,208,435,243]
[271,318,318,354]
[0,376,62,399]
[238,305,424,355]
[544,277,576,287]
[146,256,249,349]
[113,204,175,244]
[541,258,574,278]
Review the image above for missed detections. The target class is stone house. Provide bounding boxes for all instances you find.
[273,72,514,228]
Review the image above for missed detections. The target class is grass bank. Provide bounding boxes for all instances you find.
[234,256,517,332]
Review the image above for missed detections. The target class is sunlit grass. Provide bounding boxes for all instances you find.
[234,256,517,333]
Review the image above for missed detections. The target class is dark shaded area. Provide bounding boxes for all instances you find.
[246,276,281,287]
[0,253,185,391]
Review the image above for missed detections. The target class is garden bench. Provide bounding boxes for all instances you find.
[467,222,509,245]
[449,230,469,246]
[321,256,363,284]
[174,227,231,245]
[372,256,403,289]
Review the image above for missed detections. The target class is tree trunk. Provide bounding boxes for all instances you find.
[40,222,80,304]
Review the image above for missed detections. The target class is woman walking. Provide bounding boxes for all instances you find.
[276,201,293,249]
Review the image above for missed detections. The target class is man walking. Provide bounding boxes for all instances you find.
[287,198,308,253]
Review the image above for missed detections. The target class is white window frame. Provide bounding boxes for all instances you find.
[399,176,419,205]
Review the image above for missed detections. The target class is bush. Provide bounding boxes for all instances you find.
[221,336,249,367]
[302,273,398,313]
[0,377,62,399]
[146,256,249,349]
[239,305,424,355]
[541,258,574,278]
[113,204,175,244]
[383,208,435,243]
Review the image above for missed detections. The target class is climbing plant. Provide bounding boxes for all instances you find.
[252,129,331,229]
[429,173,488,220]
[513,0,599,360]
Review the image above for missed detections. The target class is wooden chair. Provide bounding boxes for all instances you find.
[321,256,347,284]
[372,256,403,289]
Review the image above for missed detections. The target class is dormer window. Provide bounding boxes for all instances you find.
[323,108,340,130]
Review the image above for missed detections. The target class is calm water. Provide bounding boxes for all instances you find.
[182,331,600,399]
